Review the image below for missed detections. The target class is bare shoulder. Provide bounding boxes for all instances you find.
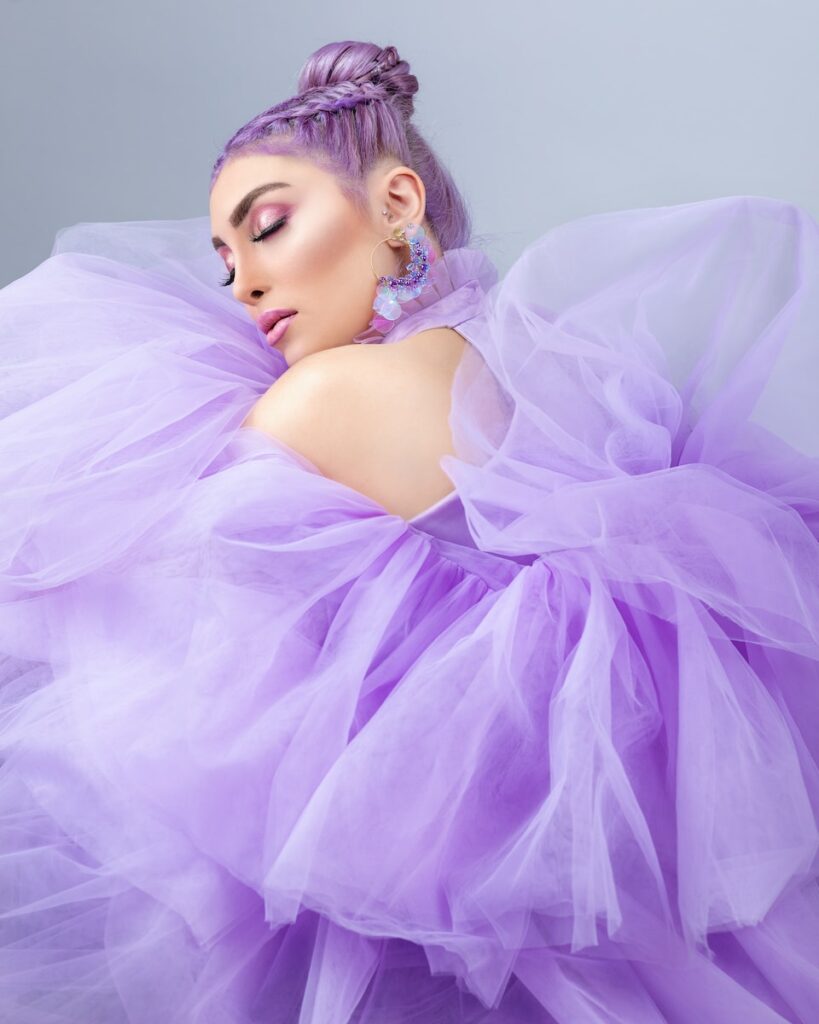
[390,325,468,362]
[242,329,467,520]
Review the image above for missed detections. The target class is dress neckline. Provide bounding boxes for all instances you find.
[351,245,498,346]
[353,245,497,528]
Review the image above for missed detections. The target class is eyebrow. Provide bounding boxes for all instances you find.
[211,181,292,249]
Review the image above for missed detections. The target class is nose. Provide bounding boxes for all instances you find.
[233,277,266,305]
[231,259,269,305]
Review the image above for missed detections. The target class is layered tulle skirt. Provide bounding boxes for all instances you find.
[1,195,818,1022]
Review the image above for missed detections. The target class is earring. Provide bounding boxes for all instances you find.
[370,222,436,322]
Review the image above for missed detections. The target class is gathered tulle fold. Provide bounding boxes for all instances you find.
[1,197,818,1021]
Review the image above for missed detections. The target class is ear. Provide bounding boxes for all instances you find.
[376,165,427,244]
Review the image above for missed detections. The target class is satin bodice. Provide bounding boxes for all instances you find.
[407,490,535,588]
[407,490,471,545]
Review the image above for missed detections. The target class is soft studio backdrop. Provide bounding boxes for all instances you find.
[1,0,818,288]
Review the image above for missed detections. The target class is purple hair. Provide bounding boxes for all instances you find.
[209,41,473,251]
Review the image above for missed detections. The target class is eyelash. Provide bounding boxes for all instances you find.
[218,216,287,287]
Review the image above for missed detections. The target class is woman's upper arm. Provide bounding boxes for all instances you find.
[242,357,339,470]
[242,342,459,519]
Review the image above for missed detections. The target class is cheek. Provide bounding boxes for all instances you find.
[306,215,352,273]
[297,219,374,299]
[278,216,346,295]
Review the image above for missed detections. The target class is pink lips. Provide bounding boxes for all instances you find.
[258,307,296,331]
[265,313,297,346]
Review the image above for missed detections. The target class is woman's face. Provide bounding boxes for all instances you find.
[209,152,437,367]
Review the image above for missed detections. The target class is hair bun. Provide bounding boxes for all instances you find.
[296,41,419,120]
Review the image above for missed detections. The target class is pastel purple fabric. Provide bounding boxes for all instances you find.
[1,194,818,1022]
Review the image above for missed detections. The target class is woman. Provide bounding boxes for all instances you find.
[212,148,471,520]
[1,39,818,1023]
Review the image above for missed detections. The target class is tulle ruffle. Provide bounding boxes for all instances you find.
[0,197,818,1022]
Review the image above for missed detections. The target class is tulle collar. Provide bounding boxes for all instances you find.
[351,245,498,345]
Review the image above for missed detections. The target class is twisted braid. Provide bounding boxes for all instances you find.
[263,45,409,122]
[272,78,392,119]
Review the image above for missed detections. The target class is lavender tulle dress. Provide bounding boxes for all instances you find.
[1,194,818,1023]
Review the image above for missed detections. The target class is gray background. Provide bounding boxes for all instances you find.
[2,0,818,287]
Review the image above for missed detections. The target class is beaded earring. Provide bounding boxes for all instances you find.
[370,217,436,323]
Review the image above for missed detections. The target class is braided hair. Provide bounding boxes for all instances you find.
[210,41,472,252]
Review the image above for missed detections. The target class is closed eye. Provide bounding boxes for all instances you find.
[218,216,287,287]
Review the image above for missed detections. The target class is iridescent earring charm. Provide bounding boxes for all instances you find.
[370,222,436,322]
